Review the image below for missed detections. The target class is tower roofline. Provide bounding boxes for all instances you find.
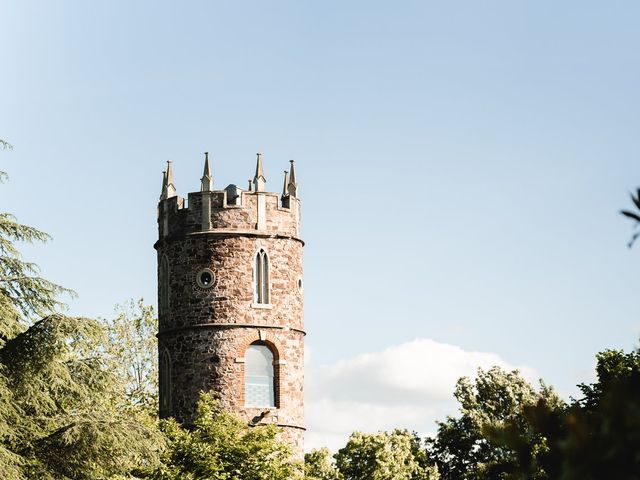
[158,152,300,205]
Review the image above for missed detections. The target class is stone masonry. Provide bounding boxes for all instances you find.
[154,153,305,455]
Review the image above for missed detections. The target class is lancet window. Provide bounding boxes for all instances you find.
[253,249,270,304]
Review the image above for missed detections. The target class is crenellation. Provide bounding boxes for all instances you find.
[159,190,300,239]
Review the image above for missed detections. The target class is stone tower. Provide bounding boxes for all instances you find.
[155,152,305,454]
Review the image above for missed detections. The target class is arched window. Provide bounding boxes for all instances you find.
[160,255,170,314]
[160,349,172,413]
[245,343,275,407]
[253,249,269,304]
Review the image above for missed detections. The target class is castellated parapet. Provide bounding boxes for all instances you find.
[154,153,304,455]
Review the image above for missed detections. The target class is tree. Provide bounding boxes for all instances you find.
[305,447,342,480]
[335,430,439,480]
[484,347,640,480]
[427,367,563,480]
[0,163,163,478]
[103,299,158,414]
[560,348,640,478]
[1,317,163,479]
[141,392,303,480]
[0,213,71,341]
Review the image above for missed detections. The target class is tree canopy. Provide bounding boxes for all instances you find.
[305,430,439,480]
[103,299,158,414]
[0,165,162,479]
[426,367,563,480]
[483,348,640,479]
[141,392,303,480]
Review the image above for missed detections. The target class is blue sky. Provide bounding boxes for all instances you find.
[2,0,640,447]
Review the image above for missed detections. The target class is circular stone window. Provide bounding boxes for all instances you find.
[196,268,216,289]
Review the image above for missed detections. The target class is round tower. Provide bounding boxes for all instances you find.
[154,152,304,454]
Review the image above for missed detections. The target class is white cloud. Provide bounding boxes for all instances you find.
[305,338,537,451]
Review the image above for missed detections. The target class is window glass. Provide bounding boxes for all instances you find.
[254,253,262,302]
[245,344,275,407]
[254,249,269,304]
[261,252,269,303]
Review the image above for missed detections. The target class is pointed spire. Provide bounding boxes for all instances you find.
[159,161,177,201]
[159,171,168,200]
[164,160,177,198]
[200,152,213,191]
[281,170,289,198]
[287,159,298,197]
[253,152,266,192]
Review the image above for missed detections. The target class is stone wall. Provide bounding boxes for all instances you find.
[159,190,300,239]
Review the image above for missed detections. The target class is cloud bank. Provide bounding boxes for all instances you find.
[305,338,537,451]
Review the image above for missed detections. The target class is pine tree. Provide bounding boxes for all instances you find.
[0,162,162,479]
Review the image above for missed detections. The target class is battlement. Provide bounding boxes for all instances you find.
[157,153,301,242]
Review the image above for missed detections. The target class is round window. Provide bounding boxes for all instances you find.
[196,268,216,289]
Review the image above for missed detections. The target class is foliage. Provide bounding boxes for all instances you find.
[141,392,303,480]
[486,348,640,479]
[0,211,72,341]
[562,348,640,478]
[103,299,158,414]
[0,166,163,479]
[334,430,439,480]
[427,367,563,480]
[305,447,343,480]
[0,312,163,479]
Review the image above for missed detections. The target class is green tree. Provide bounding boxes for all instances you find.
[0,216,71,340]
[142,392,303,480]
[486,347,640,480]
[103,299,158,414]
[561,348,640,478]
[0,164,162,479]
[335,429,439,480]
[427,367,563,480]
[305,447,342,480]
